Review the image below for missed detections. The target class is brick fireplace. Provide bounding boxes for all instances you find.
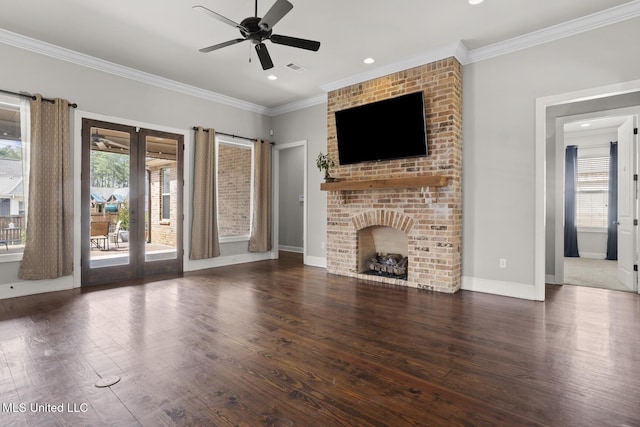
[324,57,462,293]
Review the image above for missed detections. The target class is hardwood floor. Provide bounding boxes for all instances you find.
[1,252,639,426]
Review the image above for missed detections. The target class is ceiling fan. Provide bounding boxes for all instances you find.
[194,0,320,70]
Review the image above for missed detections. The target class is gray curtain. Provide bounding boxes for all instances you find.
[18,95,73,279]
[190,128,220,259]
[564,145,579,258]
[606,141,618,260]
[249,140,272,252]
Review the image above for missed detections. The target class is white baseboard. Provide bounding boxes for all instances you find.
[304,256,327,268]
[546,274,561,285]
[185,252,275,272]
[578,252,606,259]
[0,276,74,300]
[462,276,538,301]
[279,245,303,253]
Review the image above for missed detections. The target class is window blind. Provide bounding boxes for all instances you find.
[576,156,609,228]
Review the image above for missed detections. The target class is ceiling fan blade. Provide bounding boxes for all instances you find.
[199,38,247,53]
[193,5,248,32]
[258,0,293,31]
[255,43,274,70]
[270,34,320,51]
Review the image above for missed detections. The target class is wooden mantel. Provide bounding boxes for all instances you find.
[320,175,448,191]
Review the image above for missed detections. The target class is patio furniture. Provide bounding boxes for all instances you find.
[90,221,110,250]
[109,220,122,248]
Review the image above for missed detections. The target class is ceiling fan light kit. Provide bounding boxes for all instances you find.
[194,0,321,70]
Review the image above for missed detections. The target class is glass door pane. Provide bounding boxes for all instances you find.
[82,119,138,286]
[88,126,131,267]
[139,129,183,277]
[144,134,178,262]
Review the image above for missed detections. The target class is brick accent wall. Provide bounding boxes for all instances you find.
[149,166,177,246]
[218,143,252,237]
[326,57,462,293]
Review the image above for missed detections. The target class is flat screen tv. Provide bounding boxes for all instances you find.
[335,91,427,165]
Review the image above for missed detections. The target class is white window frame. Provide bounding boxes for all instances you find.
[0,94,28,263]
[161,167,171,222]
[215,137,254,243]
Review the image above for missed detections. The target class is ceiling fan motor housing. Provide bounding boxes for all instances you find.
[240,17,272,43]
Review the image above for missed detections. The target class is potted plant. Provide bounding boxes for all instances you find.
[316,152,337,182]
[116,202,129,242]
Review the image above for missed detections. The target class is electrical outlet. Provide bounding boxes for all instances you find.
[499,258,507,269]
[321,242,326,249]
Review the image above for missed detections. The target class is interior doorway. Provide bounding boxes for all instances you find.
[81,119,184,286]
[273,140,307,263]
[536,80,640,301]
[561,114,635,292]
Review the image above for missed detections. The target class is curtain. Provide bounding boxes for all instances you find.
[18,95,73,279]
[564,145,579,257]
[248,140,272,252]
[606,141,618,260]
[190,127,220,259]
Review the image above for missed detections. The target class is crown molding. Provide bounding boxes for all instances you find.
[319,41,468,93]
[2,1,639,117]
[467,0,640,63]
[0,28,269,115]
[266,94,328,116]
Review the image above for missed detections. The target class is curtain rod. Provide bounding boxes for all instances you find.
[192,127,275,144]
[0,88,78,108]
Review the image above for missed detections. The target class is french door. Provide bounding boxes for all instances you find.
[81,119,183,286]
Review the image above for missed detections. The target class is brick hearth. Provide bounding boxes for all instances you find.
[325,57,462,293]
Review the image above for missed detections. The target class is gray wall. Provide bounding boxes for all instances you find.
[272,103,328,261]
[0,42,271,289]
[463,16,640,289]
[2,14,640,298]
[278,145,304,250]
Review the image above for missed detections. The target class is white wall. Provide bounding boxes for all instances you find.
[462,16,640,299]
[0,42,272,298]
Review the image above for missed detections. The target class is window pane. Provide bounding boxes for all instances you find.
[576,156,609,228]
[0,99,25,255]
[161,168,171,221]
[162,195,170,220]
[217,143,252,238]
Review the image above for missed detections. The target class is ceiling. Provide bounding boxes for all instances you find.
[0,0,635,109]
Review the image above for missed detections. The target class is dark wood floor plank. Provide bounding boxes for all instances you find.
[1,252,640,426]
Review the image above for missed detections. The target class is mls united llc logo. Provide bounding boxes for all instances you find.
[2,402,89,413]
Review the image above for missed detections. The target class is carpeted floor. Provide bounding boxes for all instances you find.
[564,257,632,292]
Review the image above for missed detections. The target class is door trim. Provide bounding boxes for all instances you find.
[273,140,307,263]
[73,110,189,288]
[536,78,640,301]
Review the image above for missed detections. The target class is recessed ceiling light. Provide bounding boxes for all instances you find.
[363,57,375,65]
[469,0,484,4]
[267,75,278,80]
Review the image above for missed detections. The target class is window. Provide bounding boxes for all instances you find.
[161,168,171,221]
[0,94,27,258]
[576,155,609,228]
[216,140,253,240]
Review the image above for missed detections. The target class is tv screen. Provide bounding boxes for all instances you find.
[335,91,427,165]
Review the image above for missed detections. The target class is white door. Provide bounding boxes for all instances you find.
[617,117,635,290]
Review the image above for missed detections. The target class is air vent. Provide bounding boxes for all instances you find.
[286,62,307,72]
